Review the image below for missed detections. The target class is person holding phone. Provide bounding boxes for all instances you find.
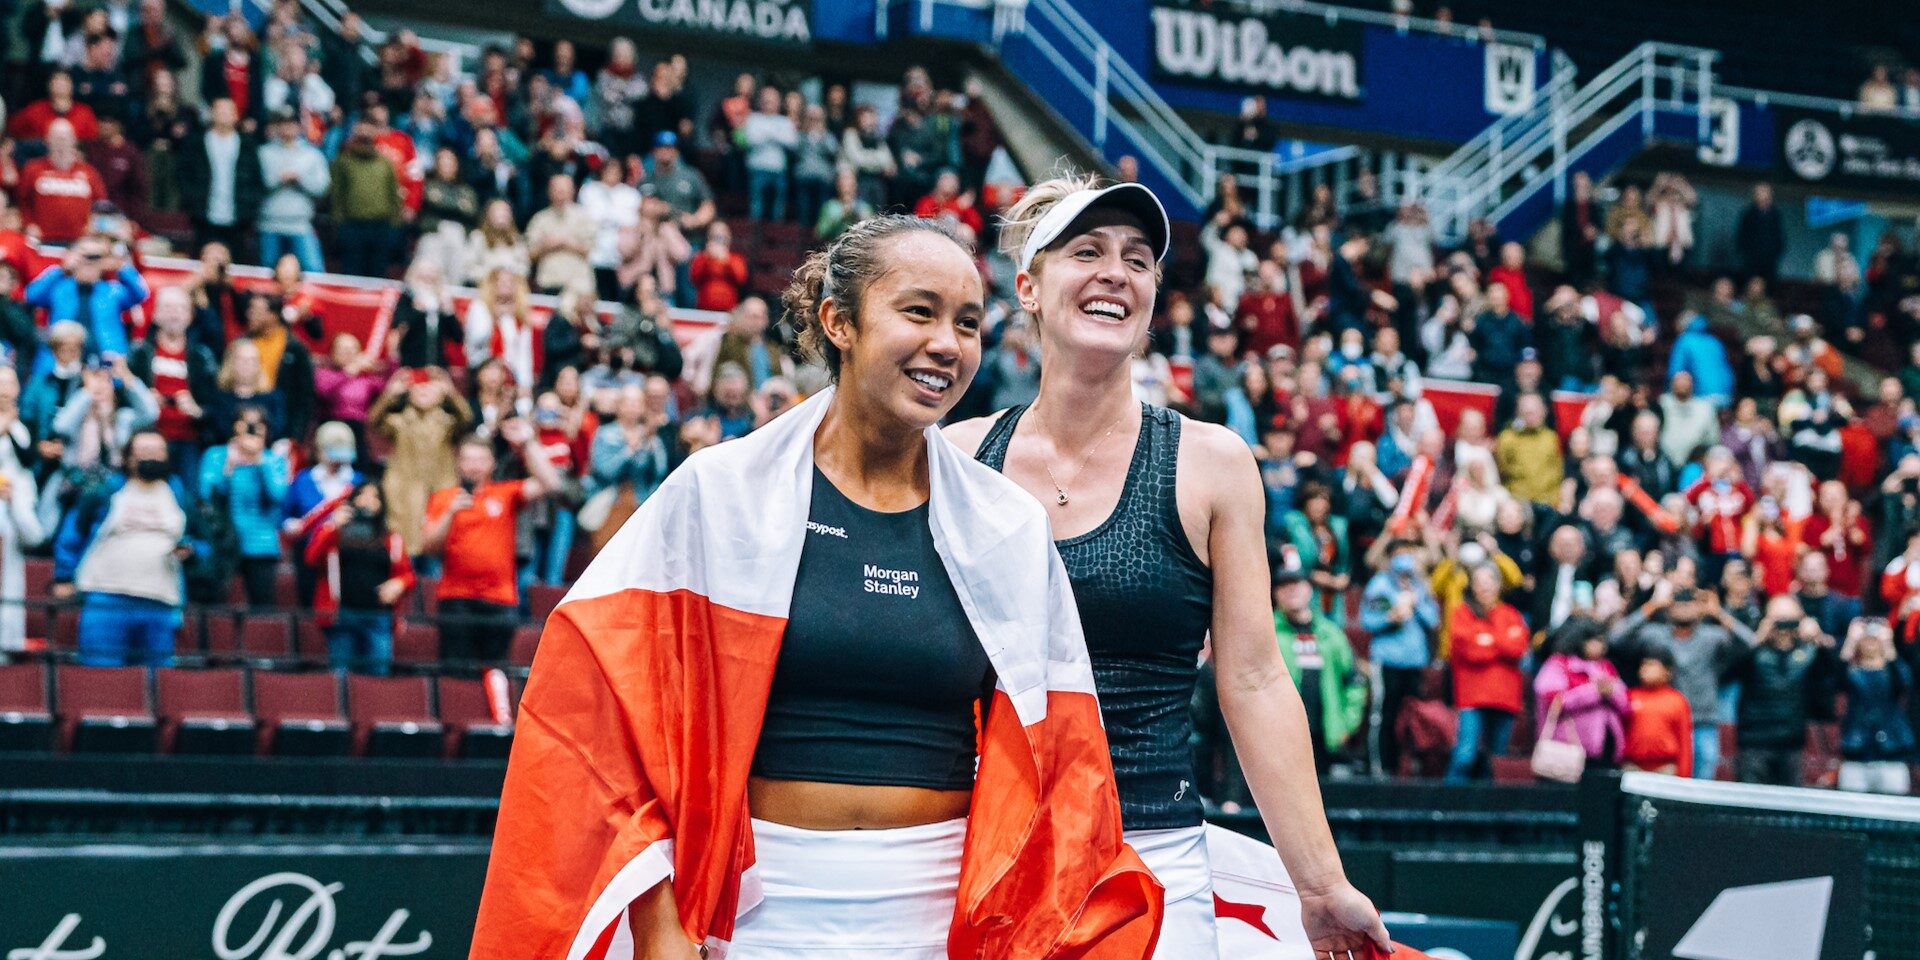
[420,418,564,671]
[1730,596,1840,786]
[22,231,148,363]
[199,404,290,607]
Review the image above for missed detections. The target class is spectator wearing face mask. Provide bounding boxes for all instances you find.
[54,429,206,667]
[283,420,364,605]
[1361,538,1440,775]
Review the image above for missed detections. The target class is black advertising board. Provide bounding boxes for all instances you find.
[1148,1,1365,102]
[0,843,489,959]
[1638,818,1865,960]
[1777,107,1920,191]
[542,0,811,45]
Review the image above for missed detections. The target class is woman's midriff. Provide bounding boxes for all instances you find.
[748,778,971,829]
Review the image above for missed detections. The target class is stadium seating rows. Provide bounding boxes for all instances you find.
[18,557,566,672]
[0,661,516,760]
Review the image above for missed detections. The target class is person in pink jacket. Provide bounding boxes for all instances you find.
[1533,618,1630,765]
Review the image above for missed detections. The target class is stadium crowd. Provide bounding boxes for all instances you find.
[0,0,1917,795]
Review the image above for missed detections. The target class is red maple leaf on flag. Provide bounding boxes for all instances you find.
[1214,892,1278,939]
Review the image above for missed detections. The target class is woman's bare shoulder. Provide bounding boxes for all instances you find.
[939,408,1010,455]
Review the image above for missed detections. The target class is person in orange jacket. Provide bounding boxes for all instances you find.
[1446,561,1531,781]
[1624,647,1694,777]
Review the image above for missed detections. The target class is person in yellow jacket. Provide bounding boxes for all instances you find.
[1494,393,1565,506]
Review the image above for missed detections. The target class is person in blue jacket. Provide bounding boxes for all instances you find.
[282,421,365,607]
[22,234,148,368]
[1360,537,1442,776]
[53,429,207,667]
[199,404,292,608]
[1668,312,1735,408]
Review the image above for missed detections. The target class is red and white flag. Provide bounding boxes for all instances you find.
[470,389,1162,960]
[1208,825,1435,960]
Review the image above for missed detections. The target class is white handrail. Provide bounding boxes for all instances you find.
[1422,41,1719,242]
[1227,0,1548,50]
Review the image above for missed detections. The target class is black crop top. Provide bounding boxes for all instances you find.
[976,403,1214,829]
[751,468,994,791]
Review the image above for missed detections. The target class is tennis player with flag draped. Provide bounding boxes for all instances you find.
[468,214,1162,959]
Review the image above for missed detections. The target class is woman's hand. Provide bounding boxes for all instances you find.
[1298,880,1394,958]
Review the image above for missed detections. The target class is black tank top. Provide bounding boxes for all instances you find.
[751,468,993,791]
[976,403,1213,828]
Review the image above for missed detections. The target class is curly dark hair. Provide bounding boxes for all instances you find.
[781,214,969,381]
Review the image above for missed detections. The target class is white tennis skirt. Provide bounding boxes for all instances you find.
[725,817,966,959]
[1128,825,1220,960]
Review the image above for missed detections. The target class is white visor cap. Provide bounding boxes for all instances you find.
[1016,182,1171,273]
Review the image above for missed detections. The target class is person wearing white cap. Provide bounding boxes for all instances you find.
[947,174,1392,960]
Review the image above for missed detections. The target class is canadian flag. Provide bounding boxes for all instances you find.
[1207,825,1433,960]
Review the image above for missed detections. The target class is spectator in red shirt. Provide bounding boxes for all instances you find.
[1487,241,1534,322]
[1446,562,1530,781]
[1238,259,1300,357]
[421,425,564,672]
[913,169,983,235]
[16,119,108,243]
[688,220,747,312]
[1624,648,1693,776]
[0,193,35,281]
[1683,447,1754,583]
[128,285,218,489]
[6,71,101,143]
[1802,479,1872,598]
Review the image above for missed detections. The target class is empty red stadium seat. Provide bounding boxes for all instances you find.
[53,665,157,753]
[155,668,254,754]
[527,584,567,622]
[435,676,513,759]
[296,620,331,666]
[240,615,295,663]
[393,621,440,668]
[201,609,241,661]
[23,557,51,598]
[0,662,54,751]
[251,671,350,756]
[23,560,52,639]
[50,607,80,651]
[510,626,541,667]
[174,610,203,659]
[275,568,301,609]
[345,675,443,757]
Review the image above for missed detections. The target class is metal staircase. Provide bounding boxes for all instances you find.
[955,0,1427,230]
[1416,42,1720,245]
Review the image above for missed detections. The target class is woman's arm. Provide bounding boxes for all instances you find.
[627,881,699,959]
[1195,425,1391,955]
